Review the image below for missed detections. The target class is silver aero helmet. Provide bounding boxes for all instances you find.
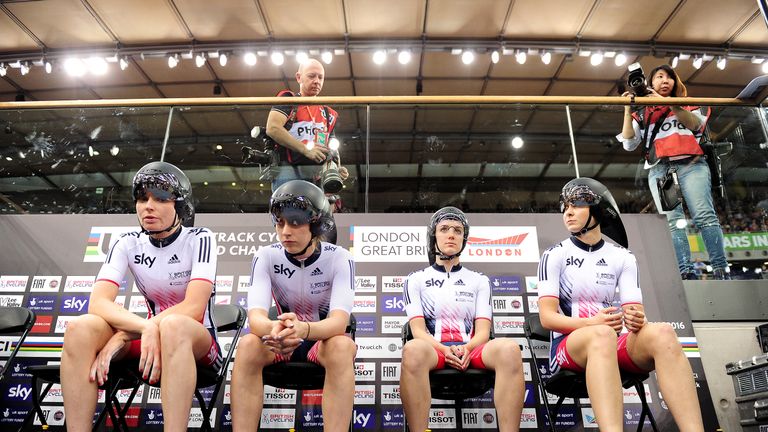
[132,161,194,233]
[270,180,335,242]
[427,206,470,265]
[560,177,628,248]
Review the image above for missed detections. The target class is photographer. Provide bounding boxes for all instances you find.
[265,58,349,192]
[617,64,729,280]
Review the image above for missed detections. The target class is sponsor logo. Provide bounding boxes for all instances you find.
[489,275,523,293]
[492,296,524,313]
[0,295,24,307]
[524,383,536,407]
[454,279,466,286]
[60,295,89,313]
[356,337,402,359]
[540,406,578,428]
[26,295,56,312]
[301,389,323,406]
[83,226,138,262]
[355,316,376,334]
[300,407,323,428]
[381,408,404,428]
[55,316,76,333]
[167,270,192,281]
[493,316,525,335]
[34,406,67,426]
[425,278,444,288]
[263,385,297,404]
[354,276,377,293]
[353,296,377,313]
[354,362,376,382]
[6,383,32,401]
[237,275,251,292]
[524,276,538,293]
[186,407,215,429]
[461,408,497,428]
[259,408,295,429]
[380,384,401,404]
[596,258,608,266]
[353,407,375,428]
[0,276,28,292]
[310,267,323,276]
[566,256,584,267]
[63,276,95,292]
[581,407,599,428]
[30,276,62,292]
[520,408,537,428]
[354,385,376,405]
[380,362,401,381]
[527,297,539,313]
[463,227,540,263]
[428,408,456,429]
[679,337,700,358]
[144,409,164,426]
[215,295,231,305]
[382,295,405,313]
[273,264,295,278]
[623,383,652,403]
[215,276,234,292]
[381,316,406,334]
[133,253,156,268]
[381,276,406,292]
[31,315,53,333]
[168,254,180,264]
[129,297,148,314]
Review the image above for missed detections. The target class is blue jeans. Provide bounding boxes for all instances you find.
[271,165,321,192]
[648,157,728,274]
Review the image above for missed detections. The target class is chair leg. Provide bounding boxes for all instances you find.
[19,376,52,431]
[634,381,659,432]
[195,388,212,432]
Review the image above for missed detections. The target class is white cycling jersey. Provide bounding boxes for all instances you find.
[537,236,643,343]
[96,226,218,328]
[404,264,493,344]
[247,242,355,321]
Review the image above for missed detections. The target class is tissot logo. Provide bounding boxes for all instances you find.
[273,264,295,278]
[133,253,156,268]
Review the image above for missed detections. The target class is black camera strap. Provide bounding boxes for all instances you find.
[639,106,672,163]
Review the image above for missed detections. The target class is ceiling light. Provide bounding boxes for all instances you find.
[168,53,179,68]
[461,50,475,65]
[295,51,308,65]
[373,50,387,65]
[678,53,691,60]
[244,52,257,66]
[515,51,526,64]
[716,57,727,70]
[88,145,94,157]
[590,52,603,66]
[219,52,228,66]
[85,57,107,75]
[110,145,119,156]
[762,62,768,74]
[4,156,12,161]
[398,50,412,65]
[491,50,500,64]
[20,62,30,76]
[195,53,206,67]
[271,52,284,66]
[671,55,679,68]
[44,60,52,74]
[751,57,765,64]
[64,58,86,77]
[329,137,340,151]
[321,51,333,64]
[692,56,703,69]
[540,52,551,65]
[0,63,6,77]
[18,151,25,159]
[578,50,591,57]
[511,136,524,149]
[119,56,129,70]
[614,53,627,67]
[215,144,223,150]
[450,48,463,55]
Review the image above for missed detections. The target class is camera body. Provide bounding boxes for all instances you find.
[627,62,650,96]
[320,148,343,193]
[241,125,279,168]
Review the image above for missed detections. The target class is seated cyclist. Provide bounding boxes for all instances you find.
[230,180,356,432]
[61,162,220,432]
[538,177,704,432]
[400,206,525,432]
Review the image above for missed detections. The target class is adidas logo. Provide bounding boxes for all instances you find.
[596,258,607,266]
[454,279,465,286]
[168,254,180,264]
[310,267,323,276]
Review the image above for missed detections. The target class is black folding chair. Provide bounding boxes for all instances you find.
[0,306,35,383]
[261,306,356,432]
[400,321,496,432]
[524,313,659,432]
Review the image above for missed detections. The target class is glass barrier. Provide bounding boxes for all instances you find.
[1,99,766,278]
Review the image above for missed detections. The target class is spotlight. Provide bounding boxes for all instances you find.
[511,136,524,149]
[215,144,223,150]
[398,50,412,65]
[692,56,703,69]
[20,62,30,76]
[763,62,768,74]
[614,53,627,66]
[110,145,119,156]
[373,50,387,65]
[271,52,284,66]
[461,50,475,65]
[590,52,603,66]
[85,57,107,75]
[295,51,308,65]
[716,57,727,70]
[321,50,333,64]
[0,63,6,77]
[219,52,228,66]
[64,58,86,77]
[329,137,340,151]
[671,55,679,68]
[44,60,52,74]
[675,219,688,229]
[491,50,500,64]
[195,53,206,67]
[751,57,765,64]
[540,52,551,65]
[119,56,129,70]
[244,52,257,66]
[515,51,526,64]
[213,84,222,95]
[168,53,179,68]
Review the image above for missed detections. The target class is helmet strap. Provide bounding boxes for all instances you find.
[572,214,600,237]
[286,238,315,258]
[141,213,181,238]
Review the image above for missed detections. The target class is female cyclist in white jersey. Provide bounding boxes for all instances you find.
[400,206,525,432]
[61,162,220,432]
[537,177,704,432]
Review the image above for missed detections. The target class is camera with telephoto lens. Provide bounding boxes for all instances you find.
[241,126,279,166]
[320,148,343,193]
[626,62,650,96]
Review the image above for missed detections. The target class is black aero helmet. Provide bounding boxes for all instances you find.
[427,206,470,264]
[132,161,194,229]
[270,180,334,239]
[560,177,628,248]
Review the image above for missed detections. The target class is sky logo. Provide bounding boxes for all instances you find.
[353,408,375,429]
[382,295,405,313]
[60,295,89,313]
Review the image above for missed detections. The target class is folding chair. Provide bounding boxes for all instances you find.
[261,306,356,432]
[0,306,35,383]
[112,304,247,432]
[400,321,496,432]
[524,313,659,432]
